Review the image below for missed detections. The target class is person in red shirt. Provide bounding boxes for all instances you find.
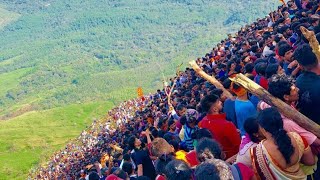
[199,94,241,159]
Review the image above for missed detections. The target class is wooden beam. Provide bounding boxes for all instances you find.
[300,26,320,63]
[189,60,233,99]
[230,73,320,138]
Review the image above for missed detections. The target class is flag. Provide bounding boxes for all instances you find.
[137,87,143,97]
[279,0,286,5]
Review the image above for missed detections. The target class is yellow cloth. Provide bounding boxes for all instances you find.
[300,156,318,176]
[175,150,188,163]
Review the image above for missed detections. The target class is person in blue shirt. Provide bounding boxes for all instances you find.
[231,83,257,137]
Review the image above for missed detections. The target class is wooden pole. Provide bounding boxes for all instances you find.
[230,73,320,138]
[300,26,320,63]
[189,60,233,99]
[167,80,176,106]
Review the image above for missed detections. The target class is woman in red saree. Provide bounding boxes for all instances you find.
[250,108,315,180]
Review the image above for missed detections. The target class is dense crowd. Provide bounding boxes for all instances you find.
[32,0,320,179]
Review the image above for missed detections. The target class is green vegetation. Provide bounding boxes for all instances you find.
[0,0,278,179]
[0,6,20,29]
[0,101,113,179]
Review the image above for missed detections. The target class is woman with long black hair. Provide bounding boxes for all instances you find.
[251,108,315,179]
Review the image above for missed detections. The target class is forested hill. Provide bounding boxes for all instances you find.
[0,0,279,179]
[0,0,275,118]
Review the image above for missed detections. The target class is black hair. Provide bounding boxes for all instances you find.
[255,62,267,76]
[151,129,159,138]
[176,104,185,111]
[265,63,280,78]
[164,160,192,180]
[123,154,131,161]
[200,94,219,114]
[222,78,232,89]
[257,108,294,164]
[169,140,179,151]
[112,168,127,179]
[293,44,318,69]
[244,63,254,74]
[277,40,289,47]
[244,117,260,143]
[163,133,173,142]
[278,43,292,57]
[227,61,236,71]
[155,154,174,175]
[192,128,213,140]
[128,136,136,150]
[136,176,151,180]
[268,74,295,101]
[210,89,223,98]
[196,138,223,161]
[194,163,220,180]
[88,172,100,180]
[122,162,133,175]
[180,115,187,125]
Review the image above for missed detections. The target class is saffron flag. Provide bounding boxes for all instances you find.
[137,87,143,97]
[279,0,286,5]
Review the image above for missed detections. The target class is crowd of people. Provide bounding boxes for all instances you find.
[31,0,320,179]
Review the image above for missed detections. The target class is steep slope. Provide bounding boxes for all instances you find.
[0,0,277,179]
[0,0,276,117]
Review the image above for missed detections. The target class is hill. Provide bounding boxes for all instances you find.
[0,0,276,179]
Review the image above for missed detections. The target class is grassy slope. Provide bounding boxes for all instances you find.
[0,102,113,179]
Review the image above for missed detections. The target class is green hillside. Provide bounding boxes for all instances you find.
[0,0,277,179]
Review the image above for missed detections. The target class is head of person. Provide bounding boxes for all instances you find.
[184,109,199,126]
[278,43,293,62]
[227,61,236,72]
[196,138,224,162]
[257,108,294,164]
[164,160,192,180]
[230,82,248,97]
[293,44,318,71]
[255,62,268,76]
[89,172,100,180]
[268,74,299,103]
[244,117,264,143]
[265,63,283,78]
[167,119,176,131]
[244,63,254,74]
[192,128,213,148]
[151,138,175,158]
[121,162,133,176]
[176,104,187,116]
[123,154,131,162]
[154,153,174,176]
[194,163,220,180]
[128,135,142,150]
[112,168,127,180]
[200,94,222,115]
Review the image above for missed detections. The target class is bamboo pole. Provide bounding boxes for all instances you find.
[300,26,320,63]
[167,80,176,106]
[230,73,320,138]
[189,60,233,99]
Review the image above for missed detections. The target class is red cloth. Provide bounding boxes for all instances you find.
[185,150,199,167]
[198,114,241,159]
[155,175,166,180]
[106,174,123,180]
[236,163,254,179]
